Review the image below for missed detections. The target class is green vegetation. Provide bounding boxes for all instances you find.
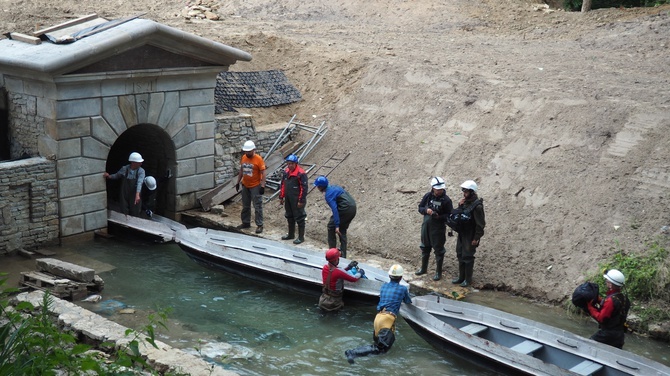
[588,240,670,324]
[563,0,670,10]
[0,275,186,375]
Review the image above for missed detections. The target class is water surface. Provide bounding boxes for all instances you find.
[59,236,669,374]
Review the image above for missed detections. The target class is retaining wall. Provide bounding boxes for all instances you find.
[0,157,59,253]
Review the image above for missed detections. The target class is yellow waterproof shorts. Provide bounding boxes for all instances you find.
[374,312,396,336]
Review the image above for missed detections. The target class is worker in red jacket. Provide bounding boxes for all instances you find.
[279,154,308,244]
[318,248,364,312]
[587,269,630,349]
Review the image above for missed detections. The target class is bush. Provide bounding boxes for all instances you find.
[596,241,669,301]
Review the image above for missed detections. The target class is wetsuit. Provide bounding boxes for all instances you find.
[587,288,630,348]
[280,165,308,239]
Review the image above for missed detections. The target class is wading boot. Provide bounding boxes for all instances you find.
[451,262,465,284]
[433,253,444,281]
[281,221,295,240]
[415,254,430,275]
[293,226,305,244]
[460,262,474,287]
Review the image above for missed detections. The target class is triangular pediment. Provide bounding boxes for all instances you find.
[70,45,212,74]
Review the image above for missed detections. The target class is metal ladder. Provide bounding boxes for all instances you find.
[307,151,351,194]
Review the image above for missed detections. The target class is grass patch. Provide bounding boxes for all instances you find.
[586,240,670,324]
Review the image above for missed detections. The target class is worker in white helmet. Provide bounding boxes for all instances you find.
[345,264,412,364]
[450,180,485,287]
[235,140,266,234]
[103,152,146,216]
[141,176,157,218]
[587,269,631,348]
[416,176,453,281]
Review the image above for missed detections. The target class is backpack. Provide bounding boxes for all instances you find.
[446,199,482,233]
[571,282,599,313]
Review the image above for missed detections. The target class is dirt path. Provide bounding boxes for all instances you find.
[1,0,669,304]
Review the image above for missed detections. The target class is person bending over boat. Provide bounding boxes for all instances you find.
[587,269,630,349]
[319,248,364,312]
[313,176,357,258]
[345,264,412,364]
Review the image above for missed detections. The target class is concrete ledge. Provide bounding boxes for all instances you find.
[14,291,237,376]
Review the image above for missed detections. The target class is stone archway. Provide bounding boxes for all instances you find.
[105,124,176,217]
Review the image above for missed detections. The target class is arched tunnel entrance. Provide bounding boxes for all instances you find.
[105,124,176,217]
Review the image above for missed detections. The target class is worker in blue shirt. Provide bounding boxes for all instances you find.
[345,265,412,364]
[313,176,357,258]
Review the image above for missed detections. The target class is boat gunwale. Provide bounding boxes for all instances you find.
[409,295,670,376]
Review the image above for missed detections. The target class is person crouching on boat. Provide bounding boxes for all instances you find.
[319,248,365,312]
[345,264,412,364]
[587,269,631,349]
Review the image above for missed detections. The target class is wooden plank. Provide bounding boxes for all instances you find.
[198,180,238,212]
[9,33,41,45]
[33,14,99,36]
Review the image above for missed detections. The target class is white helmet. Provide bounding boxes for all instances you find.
[144,176,157,191]
[460,180,478,193]
[242,140,256,151]
[604,269,625,287]
[430,176,446,190]
[388,264,404,277]
[128,152,144,163]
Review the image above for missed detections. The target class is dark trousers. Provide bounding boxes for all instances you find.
[241,185,263,226]
[591,329,625,349]
[327,206,356,256]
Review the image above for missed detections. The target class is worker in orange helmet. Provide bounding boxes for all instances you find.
[318,248,364,312]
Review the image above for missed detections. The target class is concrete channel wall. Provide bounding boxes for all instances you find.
[14,291,238,376]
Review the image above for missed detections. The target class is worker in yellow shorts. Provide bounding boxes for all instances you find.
[345,264,412,364]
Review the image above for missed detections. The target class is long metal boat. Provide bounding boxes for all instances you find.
[400,294,670,376]
[174,227,408,304]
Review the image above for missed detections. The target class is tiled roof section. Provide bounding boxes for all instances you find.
[214,70,302,113]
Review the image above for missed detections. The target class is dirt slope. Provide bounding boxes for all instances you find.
[2,0,669,303]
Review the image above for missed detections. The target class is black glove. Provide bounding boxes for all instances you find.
[345,261,358,271]
[235,183,240,192]
[259,186,265,195]
[357,268,365,277]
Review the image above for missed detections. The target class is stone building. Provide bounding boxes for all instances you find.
[0,16,252,252]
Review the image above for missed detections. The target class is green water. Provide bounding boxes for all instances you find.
[58,236,669,375]
[69,238,493,375]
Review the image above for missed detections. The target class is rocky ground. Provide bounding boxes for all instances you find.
[1,0,669,309]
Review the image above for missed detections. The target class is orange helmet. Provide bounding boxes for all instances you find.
[326,248,340,262]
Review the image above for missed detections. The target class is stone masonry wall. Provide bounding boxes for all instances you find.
[214,113,290,185]
[0,157,59,253]
[7,92,44,158]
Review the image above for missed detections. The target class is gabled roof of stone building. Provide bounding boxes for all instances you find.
[0,16,252,77]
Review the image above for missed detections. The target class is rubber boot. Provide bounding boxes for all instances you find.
[451,262,465,284]
[345,345,381,364]
[339,247,347,259]
[293,226,305,244]
[460,262,474,287]
[281,221,295,240]
[433,253,444,281]
[415,254,430,275]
